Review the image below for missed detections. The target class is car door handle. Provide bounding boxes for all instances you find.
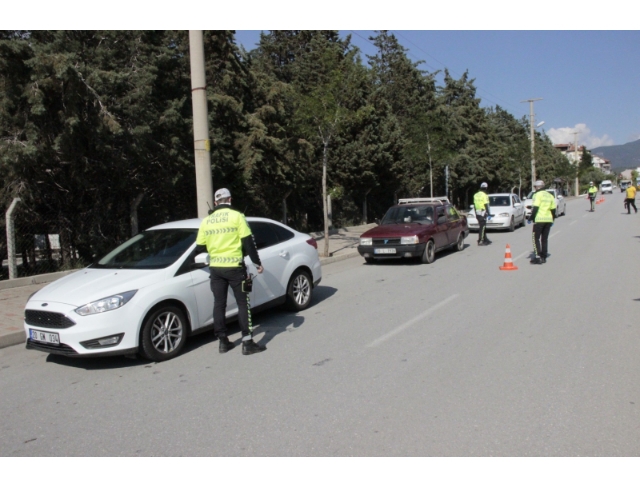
[279,251,289,258]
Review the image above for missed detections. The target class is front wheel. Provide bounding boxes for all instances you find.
[285,269,312,311]
[140,306,188,362]
[508,216,515,232]
[420,240,436,264]
[455,233,465,251]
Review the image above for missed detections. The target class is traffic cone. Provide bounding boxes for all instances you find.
[499,244,518,271]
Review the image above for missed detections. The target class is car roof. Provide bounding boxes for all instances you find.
[146,216,284,231]
[488,193,516,197]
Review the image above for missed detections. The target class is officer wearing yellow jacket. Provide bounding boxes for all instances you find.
[473,182,492,246]
[587,182,598,212]
[528,180,556,265]
[195,188,266,355]
[625,184,637,214]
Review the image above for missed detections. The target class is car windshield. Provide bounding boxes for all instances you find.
[381,205,434,224]
[91,229,197,269]
[489,196,510,206]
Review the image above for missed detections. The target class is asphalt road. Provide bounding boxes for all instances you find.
[1,192,639,456]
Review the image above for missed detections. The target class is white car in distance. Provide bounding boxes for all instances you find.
[23,217,322,362]
[523,188,566,219]
[467,193,525,232]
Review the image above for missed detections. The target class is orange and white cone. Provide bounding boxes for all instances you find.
[499,244,518,271]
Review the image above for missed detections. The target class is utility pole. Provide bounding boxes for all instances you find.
[572,131,580,196]
[189,31,214,219]
[521,98,542,191]
[426,133,433,198]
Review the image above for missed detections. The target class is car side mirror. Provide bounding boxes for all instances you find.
[191,252,209,269]
[514,203,521,208]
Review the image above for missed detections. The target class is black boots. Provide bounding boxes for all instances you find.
[242,339,266,355]
[219,336,235,353]
[530,257,542,265]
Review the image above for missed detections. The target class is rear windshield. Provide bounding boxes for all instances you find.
[489,196,510,206]
[381,205,434,224]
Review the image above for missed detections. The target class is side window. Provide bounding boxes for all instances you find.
[271,223,294,243]
[436,206,446,223]
[248,222,279,250]
[446,205,459,221]
[512,196,518,206]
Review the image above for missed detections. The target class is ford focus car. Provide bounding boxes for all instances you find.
[467,193,526,232]
[357,198,469,264]
[24,217,321,362]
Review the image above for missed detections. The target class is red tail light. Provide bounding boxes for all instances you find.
[306,238,318,249]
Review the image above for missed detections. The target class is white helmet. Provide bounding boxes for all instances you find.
[534,180,544,188]
[480,182,488,189]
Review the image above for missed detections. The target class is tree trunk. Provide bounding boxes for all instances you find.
[322,140,329,258]
[130,193,144,237]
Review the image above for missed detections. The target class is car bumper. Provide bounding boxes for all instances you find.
[23,300,141,357]
[357,243,426,259]
[468,217,512,230]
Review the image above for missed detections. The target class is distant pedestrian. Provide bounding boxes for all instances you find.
[625,184,637,214]
[528,180,556,265]
[473,182,492,246]
[587,181,598,212]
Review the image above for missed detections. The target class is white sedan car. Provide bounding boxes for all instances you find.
[467,193,526,232]
[523,188,566,219]
[24,217,321,362]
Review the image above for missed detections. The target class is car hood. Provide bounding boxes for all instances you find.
[27,268,168,307]
[361,223,432,237]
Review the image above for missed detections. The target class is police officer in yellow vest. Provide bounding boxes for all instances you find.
[195,188,266,355]
[473,182,492,245]
[528,180,556,265]
[587,181,598,212]
[625,184,637,214]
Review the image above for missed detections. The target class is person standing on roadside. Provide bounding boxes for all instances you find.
[528,180,556,265]
[587,181,598,212]
[625,183,637,214]
[473,182,492,246]
[195,188,267,355]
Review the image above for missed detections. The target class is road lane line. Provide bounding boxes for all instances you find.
[549,231,561,239]
[513,250,531,262]
[570,220,578,225]
[366,294,459,348]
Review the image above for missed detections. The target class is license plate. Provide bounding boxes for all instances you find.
[29,329,60,345]
[374,248,396,254]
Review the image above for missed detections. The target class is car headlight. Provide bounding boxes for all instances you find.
[360,238,372,246]
[75,290,138,316]
[400,235,419,245]
[498,213,510,217]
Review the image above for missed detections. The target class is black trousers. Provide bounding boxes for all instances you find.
[210,266,253,339]
[589,196,596,211]
[625,198,637,213]
[532,222,552,258]
[477,214,487,242]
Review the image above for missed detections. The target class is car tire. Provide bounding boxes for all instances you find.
[140,305,188,362]
[455,233,465,251]
[508,216,515,232]
[285,269,312,311]
[365,257,375,264]
[421,240,436,264]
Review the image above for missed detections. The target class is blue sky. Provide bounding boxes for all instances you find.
[234,30,640,150]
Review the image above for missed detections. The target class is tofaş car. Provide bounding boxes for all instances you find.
[23,217,321,362]
[357,197,469,264]
[467,193,526,232]
[523,188,566,219]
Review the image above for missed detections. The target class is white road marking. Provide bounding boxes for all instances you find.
[570,220,578,225]
[513,250,531,262]
[583,213,590,218]
[549,231,561,239]
[366,294,459,348]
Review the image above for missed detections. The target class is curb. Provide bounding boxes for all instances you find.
[319,250,361,266]
[0,330,25,350]
[0,270,77,291]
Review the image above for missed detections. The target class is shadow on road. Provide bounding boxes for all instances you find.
[44,285,338,369]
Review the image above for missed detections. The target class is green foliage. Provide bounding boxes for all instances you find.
[1,30,580,268]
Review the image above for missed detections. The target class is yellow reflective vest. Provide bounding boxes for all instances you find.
[196,206,252,267]
[473,191,489,215]
[532,190,556,223]
[626,186,636,199]
[588,186,598,198]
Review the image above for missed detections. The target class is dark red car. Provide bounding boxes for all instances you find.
[357,198,469,264]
